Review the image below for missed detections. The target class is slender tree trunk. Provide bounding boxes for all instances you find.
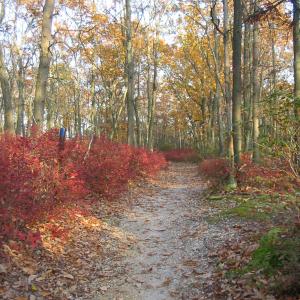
[0,49,14,134]
[270,22,276,89]
[294,1,300,120]
[33,0,55,130]
[146,37,152,147]
[90,71,98,135]
[147,35,158,151]
[110,88,127,140]
[293,0,300,170]
[135,62,141,146]
[16,58,25,135]
[0,2,14,134]
[125,0,136,145]
[212,4,224,155]
[223,0,234,162]
[232,0,243,164]
[252,2,260,163]
[267,20,278,141]
[243,18,251,151]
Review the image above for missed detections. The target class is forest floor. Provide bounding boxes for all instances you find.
[1,162,297,300]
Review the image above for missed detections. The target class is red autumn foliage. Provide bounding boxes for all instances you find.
[237,153,300,193]
[163,149,199,162]
[198,158,231,184]
[198,153,300,192]
[0,130,167,247]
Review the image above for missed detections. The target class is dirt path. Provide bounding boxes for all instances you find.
[80,163,235,300]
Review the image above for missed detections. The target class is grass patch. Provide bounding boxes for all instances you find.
[222,199,273,221]
[207,193,298,223]
[207,195,224,201]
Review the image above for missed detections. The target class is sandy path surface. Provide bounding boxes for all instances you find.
[81,163,231,300]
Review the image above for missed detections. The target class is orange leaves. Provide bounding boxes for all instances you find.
[91,14,108,24]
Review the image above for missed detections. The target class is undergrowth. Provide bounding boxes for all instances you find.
[163,148,199,162]
[201,153,300,298]
[0,130,167,249]
[240,226,300,296]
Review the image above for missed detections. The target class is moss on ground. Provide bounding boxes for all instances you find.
[206,192,299,223]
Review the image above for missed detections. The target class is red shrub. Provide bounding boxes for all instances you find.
[0,131,166,247]
[199,158,230,183]
[131,148,168,177]
[237,154,299,193]
[164,149,199,162]
[0,131,89,247]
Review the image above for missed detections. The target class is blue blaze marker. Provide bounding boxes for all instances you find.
[59,128,66,139]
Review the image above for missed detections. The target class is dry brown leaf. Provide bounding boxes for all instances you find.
[0,264,7,274]
[61,272,74,280]
[160,277,172,287]
[22,267,36,275]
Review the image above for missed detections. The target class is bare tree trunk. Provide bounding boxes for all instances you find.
[90,71,98,135]
[243,16,252,151]
[125,0,136,146]
[252,1,260,163]
[268,21,278,141]
[33,0,55,130]
[294,0,300,120]
[293,0,300,170]
[16,58,25,135]
[269,22,276,89]
[76,94,81,137]
[223,0,234,163]
[0,49,14,134]
[232,0,243,164]
[212,4,224,155]
[147,34,158,151]
[134,62,141,146]
[46,81,55,130]
[110,88,127,140]
[0,2,14,134]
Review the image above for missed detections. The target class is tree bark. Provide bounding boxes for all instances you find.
[223,0,234,162]
[125,0,136,145]
[0,49,14,134]
[33,0,55,130]
[0,1,14,134]
[293,0,300,170]
[243,15,251,151]
[16,58,25,135]
[252,1,260,163]
[147,34,158,151]
[293,0,300,120]
[232,0,243,164]
[134,61,142,146]
[212,3,224,156]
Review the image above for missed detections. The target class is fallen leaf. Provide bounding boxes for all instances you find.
[22,267,35,275]
[0,264,7,274]
[61,273,74,280]
[160,277,172,287]
[31,284,38,292]
[28,274,38,284]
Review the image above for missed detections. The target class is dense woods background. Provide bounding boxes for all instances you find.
[0,0,298,164]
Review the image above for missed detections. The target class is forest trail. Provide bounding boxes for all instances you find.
[82,163,233,300]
